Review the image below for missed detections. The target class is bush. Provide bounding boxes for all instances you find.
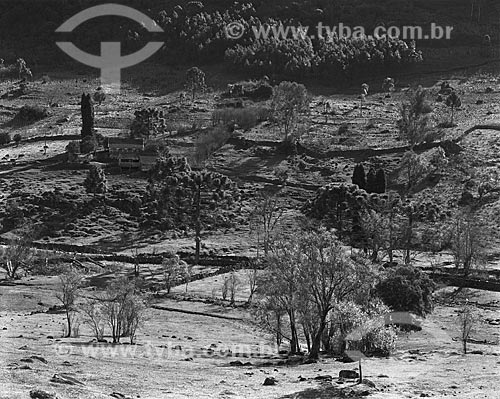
[13,133,22,145]
[80,136,97,154]
[212,106,268,130]
[13,105,49,124]
[194,125,232,165]
[376,266,436,316]
[0,132,11,145]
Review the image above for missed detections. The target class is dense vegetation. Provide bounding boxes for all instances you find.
[0,0,492,82]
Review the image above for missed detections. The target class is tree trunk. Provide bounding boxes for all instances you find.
[309,319,327,360]
[288,311,299,354]
[195,187,201,264]
[65,310,72,338]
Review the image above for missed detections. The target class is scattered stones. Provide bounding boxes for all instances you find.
[30,389,58,399]
[339,370,359,379]
[263,377,277,386]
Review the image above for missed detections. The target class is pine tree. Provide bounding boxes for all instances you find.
[352,164,366,190]
[84,165,107,197]
[366,167,377,193]
[374,168,386,193]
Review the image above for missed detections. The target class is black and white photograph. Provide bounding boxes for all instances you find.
[0,0,499,398]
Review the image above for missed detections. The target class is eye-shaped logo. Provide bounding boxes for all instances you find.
[56,4,164,93]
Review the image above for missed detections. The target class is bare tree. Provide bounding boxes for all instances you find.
[245,261,259,304]
[56,270,83,338]
[0,231,35,279]
[250,192,285,257]
[449,210,484,275]
[80,298,105,341]
[162,255,190,294]
[457,299,478,354]
[100,278,146,344]
[222,271,241,305]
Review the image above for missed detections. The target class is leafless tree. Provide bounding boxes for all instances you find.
[162,255,190,294]
[56,270,83,338]
[250,192,285,257]
[457,299,478,354]
[449,210,484,275]
[0,231,35,279]
[245,261,259,304]
[100,278,147,344]
[80,298,105,341]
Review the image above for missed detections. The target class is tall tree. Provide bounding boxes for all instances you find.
[80,93,95,139]
[56,270,83,338]
[397,87,433,194]
[185,67,206,101]
[271,81,310,141]
[258,230,374,359]
[366,167,377,193]
[147,153,237,264]
[352,164,366,190]
[374,168,386,194]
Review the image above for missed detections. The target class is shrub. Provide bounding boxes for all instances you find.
[193,125,231,165]
[338,123,349,135]
[212,106,268,130]
[13,133,22,145]
[80,136,97,154]
[14,105,49,124]
[376,266,436,316]
[0,132,11,145]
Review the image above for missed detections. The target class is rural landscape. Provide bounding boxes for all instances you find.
[0,0,499,398]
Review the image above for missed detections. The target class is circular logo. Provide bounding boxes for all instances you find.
[225,22,245,40]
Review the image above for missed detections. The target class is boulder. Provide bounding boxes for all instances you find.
[263,377,277,386]
[30,390,58,399]
[339,370,359,379]
[50,374,84,386]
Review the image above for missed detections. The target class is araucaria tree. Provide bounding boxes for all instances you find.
[147,152,237,264]
[56,270,83,338]
[84,165,107,197]
[271,81,310,141]
[185,67,206,101]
